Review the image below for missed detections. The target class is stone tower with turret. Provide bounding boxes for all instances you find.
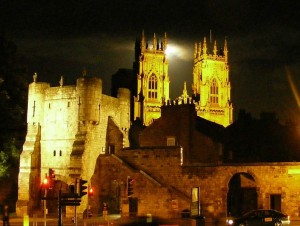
[16,72,131,216]
[133,31,170,126]
[192,37,233,127]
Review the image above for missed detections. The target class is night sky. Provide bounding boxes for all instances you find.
[1,0,299,124]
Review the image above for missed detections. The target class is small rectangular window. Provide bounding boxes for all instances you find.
[167,136,176,146]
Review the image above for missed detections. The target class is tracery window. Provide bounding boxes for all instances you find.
[210,78,219,104]
[148,74,158,99]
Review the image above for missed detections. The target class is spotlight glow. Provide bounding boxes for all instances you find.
[165,43,191,60]
[165,44,179,56]
[286,67,300,108]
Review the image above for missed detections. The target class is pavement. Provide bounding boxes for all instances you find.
[6,214,300,226]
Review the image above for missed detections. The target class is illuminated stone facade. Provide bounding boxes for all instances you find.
[94,153,300,220]
[134,32,170,126]
[90,103,300,220]
[133,32,233,127]
[16,73,130,216]
[192,37,233,127]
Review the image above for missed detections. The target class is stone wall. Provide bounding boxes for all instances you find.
[17,76,131,216]
[91,148,300,220]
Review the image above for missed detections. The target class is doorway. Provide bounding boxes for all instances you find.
[129,197,138,217]
[270,194,281,211]
[227,173,257,217]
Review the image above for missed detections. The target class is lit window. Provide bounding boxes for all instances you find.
[148,74,158,99]
[210,79,218,104]
[167,136,176,146]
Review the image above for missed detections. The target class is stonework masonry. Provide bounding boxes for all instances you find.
[92,149,300,220]
[17,74,131,216]
[17,33,300,222]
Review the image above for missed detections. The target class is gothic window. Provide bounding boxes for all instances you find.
[210,78,219,104]
[148,74,158,99]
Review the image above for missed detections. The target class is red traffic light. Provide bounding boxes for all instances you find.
[43,178,48,185]
[42,177,49,188]
[88,187,94,196]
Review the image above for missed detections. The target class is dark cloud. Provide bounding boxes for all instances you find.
[1,0,299,123]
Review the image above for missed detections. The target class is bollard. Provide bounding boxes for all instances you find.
[103,210,108,221]
[23,214,29,226]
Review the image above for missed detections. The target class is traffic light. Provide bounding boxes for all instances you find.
[49,168,55,179]
[42,177,49,188]
[127,177,135,197]
[69,185,75,194]
[48,168,55,189]
[79,179,88,197]
[88,186,94,196]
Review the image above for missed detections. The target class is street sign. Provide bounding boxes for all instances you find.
[60,193,81,206]
[191,187,201,217]
[60,200,81,206]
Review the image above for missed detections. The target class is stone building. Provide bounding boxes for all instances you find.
[16,73,131,216]
[192,37,233,127]
[17,31,300,221]
[133,32,170,126]
[91,102,300,220]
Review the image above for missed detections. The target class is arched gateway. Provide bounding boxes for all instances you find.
[227,173,258,217]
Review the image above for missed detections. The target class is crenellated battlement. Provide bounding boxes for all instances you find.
[138,31,168,53]
[163,97,195,106]
[193,37,228,63]
[17,71,131,216]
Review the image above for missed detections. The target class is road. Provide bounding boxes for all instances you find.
[7,216,300,226]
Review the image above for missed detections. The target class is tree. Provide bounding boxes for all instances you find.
[0,35,28,179]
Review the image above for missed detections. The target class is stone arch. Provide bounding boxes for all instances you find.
[227,172,258,217]
[225,169,260,189]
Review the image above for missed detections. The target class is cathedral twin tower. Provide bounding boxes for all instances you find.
[17,31,233,216]
[133,31,233,127]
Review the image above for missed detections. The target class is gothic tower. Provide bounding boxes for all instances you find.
[133,31,170,126]
[192,37,233,127]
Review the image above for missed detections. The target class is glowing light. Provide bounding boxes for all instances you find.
[43,178,48,185]
[165,43,191,60]
[288,169,300,175]
[165,44,179,56]
[286,67,300,108]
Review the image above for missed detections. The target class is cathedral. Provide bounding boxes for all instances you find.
[16,32,300,221]
[16,31,232,215]
[119,31,233,127]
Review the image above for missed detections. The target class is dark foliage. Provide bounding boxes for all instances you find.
[0,34,29,208]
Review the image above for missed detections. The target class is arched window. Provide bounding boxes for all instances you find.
[53,150,56,156]
[210,79,218,104]
[148,74,158,99]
